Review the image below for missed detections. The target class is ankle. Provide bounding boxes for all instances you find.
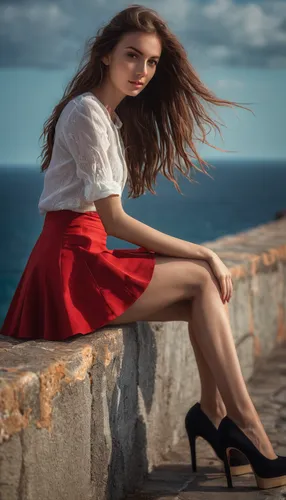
[227,406,258,429]
[200,401,226,422]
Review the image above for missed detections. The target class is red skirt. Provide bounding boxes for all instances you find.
[0,210,156,341]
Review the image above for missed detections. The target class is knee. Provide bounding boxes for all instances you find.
[195,260,220,294]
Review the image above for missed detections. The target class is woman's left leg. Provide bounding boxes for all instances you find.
[188,318,226,427]
[144,298,227,427]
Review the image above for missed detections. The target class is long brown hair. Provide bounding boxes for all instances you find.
[38,4,251,198]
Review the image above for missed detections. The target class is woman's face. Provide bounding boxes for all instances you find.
[102,31,162,96]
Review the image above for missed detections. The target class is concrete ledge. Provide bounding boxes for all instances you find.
[0,218,286,500]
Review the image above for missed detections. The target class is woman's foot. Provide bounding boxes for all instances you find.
[228,411,277,460]
[201,401,277,460]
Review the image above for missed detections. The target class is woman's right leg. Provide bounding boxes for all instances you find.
[189,272,276,460]
[108,254,276,459]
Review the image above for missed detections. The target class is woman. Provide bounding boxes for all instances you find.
[1,4,285,490]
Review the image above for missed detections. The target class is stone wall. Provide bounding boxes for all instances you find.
[0,218,286,500]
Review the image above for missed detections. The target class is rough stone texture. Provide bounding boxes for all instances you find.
[125,342,286,500]
[0,218,286,500]
[137,321,200,471]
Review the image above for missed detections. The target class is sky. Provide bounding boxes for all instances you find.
[0,0,286,166]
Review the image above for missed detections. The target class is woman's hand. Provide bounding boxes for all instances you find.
[207,253,233,303]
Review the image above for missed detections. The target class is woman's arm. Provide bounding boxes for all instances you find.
[94,195,215,261]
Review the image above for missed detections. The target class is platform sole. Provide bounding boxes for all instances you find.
[255,473,286,489]
[226,447,286,489]
[230,463,252,476]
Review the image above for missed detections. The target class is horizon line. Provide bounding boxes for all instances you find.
[0,157,286,168]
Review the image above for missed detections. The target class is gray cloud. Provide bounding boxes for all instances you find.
[0,0,286,69]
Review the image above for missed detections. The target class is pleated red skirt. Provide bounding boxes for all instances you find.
[0,210,156,341]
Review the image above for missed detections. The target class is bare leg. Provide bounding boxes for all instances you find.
[106,254,275,459]
[188,318,226,428]
[190,279,277,459]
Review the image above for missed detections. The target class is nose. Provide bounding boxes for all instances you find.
[136,60,148,78]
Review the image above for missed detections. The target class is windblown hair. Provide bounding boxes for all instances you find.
[39,4,251,198]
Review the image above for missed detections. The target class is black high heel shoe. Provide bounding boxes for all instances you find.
[218,415,286,489]
[185,403,252,476]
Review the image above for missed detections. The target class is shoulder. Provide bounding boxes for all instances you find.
[60,94,110,130]
[59,94,111,149]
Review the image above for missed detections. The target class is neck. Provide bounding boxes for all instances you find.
[91,80,126,118]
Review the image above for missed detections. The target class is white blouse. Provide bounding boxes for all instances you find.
[38,92,128,215]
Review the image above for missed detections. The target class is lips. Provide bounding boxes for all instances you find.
[129,80,143,85]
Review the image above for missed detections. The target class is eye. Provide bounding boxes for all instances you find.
[127,52,158,67]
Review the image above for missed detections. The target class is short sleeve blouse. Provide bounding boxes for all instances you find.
[38,92,127,215]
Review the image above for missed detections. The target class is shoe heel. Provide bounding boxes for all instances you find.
[189,434,197,472]
[223,448,233,488]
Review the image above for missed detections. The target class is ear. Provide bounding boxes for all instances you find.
[101,55,110,66]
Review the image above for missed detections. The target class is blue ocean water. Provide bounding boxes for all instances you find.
[0,159,285,326]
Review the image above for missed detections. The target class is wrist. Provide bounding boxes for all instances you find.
[203,248,217,262]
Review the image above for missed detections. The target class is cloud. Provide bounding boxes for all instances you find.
[197,0,286,68]
[180,0,286,69]
[0,0,286,69]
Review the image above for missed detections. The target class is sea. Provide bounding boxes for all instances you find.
[0,159,285,326]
